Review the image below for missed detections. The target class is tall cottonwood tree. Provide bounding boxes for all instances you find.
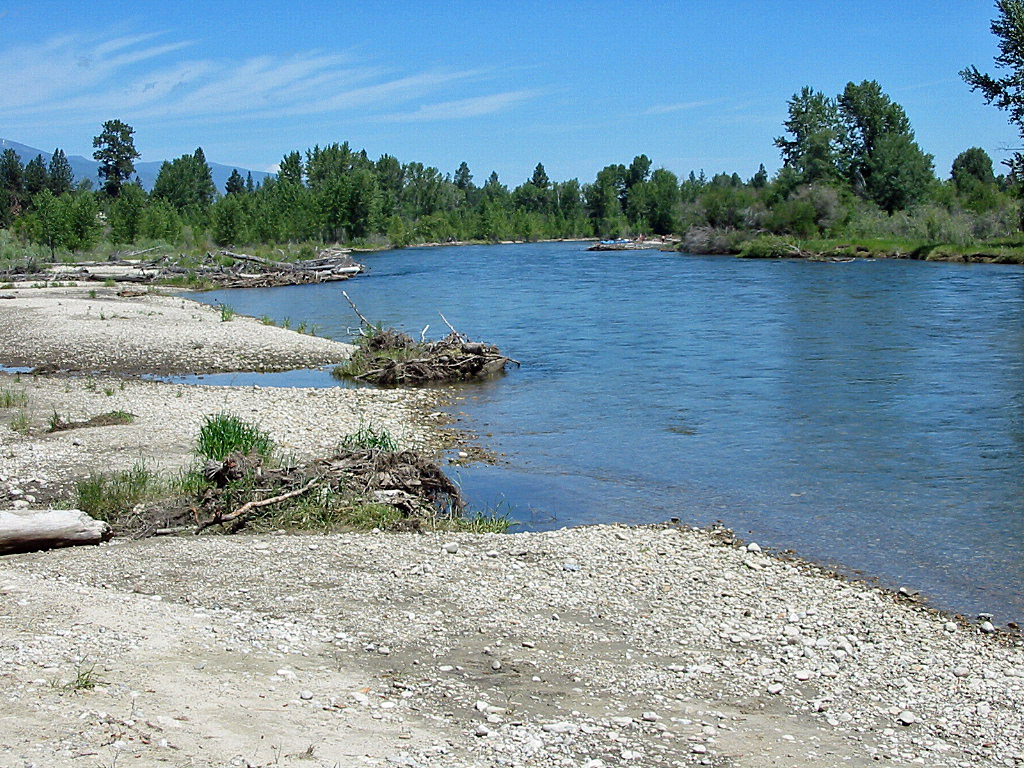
[92,120,140,197]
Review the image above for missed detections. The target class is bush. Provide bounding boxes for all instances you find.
[738,235,798,259]
[196,413,274,461]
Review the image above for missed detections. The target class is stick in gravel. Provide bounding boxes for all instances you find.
[195,478,319,532]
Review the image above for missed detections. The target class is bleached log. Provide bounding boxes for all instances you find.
[0,509,112,555]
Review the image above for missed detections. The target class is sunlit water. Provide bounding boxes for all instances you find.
[194,242,1024,622]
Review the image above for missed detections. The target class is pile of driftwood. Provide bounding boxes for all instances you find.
[336,292,519,386]
[195,447,464,532]
[2,247,363,289]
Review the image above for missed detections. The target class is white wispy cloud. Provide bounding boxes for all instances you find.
[0,31,534,129]
[380,90,543,122]
[644,98,727,116]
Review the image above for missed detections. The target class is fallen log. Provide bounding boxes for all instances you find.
[0,509,112,555]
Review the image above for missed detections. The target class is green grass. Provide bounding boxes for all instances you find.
[339,423,399,452]
[75,462,162,523]
[10,410,30,434]
[0,388,28,408]
[195,413,274,461]
[440,509,513,533]
[64,663,100,692]
[219,303,235,322]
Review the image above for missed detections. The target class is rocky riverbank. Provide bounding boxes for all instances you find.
[0,285,1022,767]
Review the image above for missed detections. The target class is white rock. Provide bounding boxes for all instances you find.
[981,621,996,634]
[897,710,917,726]
[746,542,761,553]
[442,542,459,554]
[767,683,784,695]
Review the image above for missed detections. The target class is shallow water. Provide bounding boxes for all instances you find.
[196,243,1024,623]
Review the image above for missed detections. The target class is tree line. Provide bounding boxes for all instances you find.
[1,71,1021,258]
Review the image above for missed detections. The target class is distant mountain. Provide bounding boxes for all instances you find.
[0,138,273,193]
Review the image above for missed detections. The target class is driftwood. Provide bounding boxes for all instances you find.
[0,509,112,555]
[337,297,520,386]
[0,248,364,290]
[194,448,463,532]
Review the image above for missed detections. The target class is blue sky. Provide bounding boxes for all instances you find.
[0,1,1016,186]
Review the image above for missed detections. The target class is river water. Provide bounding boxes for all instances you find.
[195,242,1024,623]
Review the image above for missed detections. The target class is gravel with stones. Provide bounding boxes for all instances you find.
[0,284,355,374]
[2,526,1021,767]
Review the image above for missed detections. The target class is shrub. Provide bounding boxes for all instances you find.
[738,235,798,259]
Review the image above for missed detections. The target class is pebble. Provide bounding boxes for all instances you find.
[442,542,459,554]
[767,683,784,695]
[746,542,761,553]
[897,711,918,726]
[490,660,502,671]
[944,622,958,632]
[299,690,313,700]
[641,711,660,722]
[691,744,708,754]
[981,621,996,634]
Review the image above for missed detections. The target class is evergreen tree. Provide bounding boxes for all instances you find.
[962,1,1024,175]
[24,155,49,199]
[48,149,74,195]
[0,148,25,223]
[530,162,550,190]
[225,169,246,196]
[278,151,304,185]
[92,119,140,197]
[246,172,255,193]
[454,161,473,190]
[750,163,769,188]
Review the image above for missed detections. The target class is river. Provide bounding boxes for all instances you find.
[194,242,1024,624]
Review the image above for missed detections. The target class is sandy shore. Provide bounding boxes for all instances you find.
[1,285,1022,767]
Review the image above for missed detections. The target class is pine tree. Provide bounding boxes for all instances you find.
[48,149,74,195]
[24,155,49,199]
[92,119,140,197]
[225,169,246,196]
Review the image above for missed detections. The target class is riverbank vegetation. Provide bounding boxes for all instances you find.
[3,4,1024,266]
[73,414,509,536]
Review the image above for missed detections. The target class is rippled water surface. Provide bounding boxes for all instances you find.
[197,243,1024,622]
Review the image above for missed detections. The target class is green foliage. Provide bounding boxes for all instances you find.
[738,235,798,259]
[92,119,140,197]
[218,303,235,321]
[0,388,28,408]
[339,423,399,452]
[109,183,147,244]
[195,413,274,461]
[47,149,74,196]
[75,461,159,523]
[152,148,216,219]
[962,1,1024,175]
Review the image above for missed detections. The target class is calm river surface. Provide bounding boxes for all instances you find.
[196,242,1024,623]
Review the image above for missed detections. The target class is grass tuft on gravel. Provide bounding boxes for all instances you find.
[0,388,29,408]
[196,413,274,462]
[76,462,163,523]
[339,423,399,452]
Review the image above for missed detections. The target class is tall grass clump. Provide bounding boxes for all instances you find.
[0,388,28,408]
[196,413,274,461]
[339,423,399,452]
[75,462,160,523]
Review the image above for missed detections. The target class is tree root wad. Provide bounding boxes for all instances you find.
[194,448,464,533]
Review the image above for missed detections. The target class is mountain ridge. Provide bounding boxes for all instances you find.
[0,138,273,193]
